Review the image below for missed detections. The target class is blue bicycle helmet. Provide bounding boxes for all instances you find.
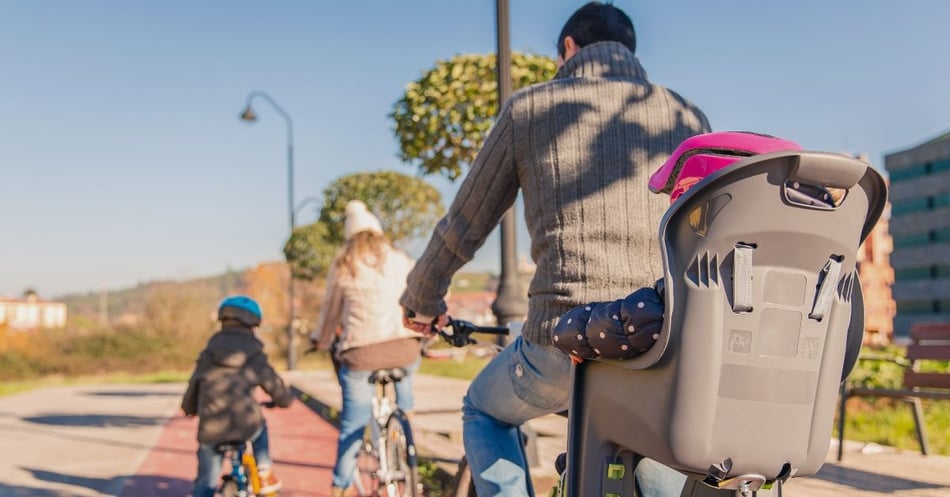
[217,295,263,327]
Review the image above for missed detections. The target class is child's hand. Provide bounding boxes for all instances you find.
[552,286,664,361]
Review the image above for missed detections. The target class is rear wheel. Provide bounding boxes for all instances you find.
[449,457,476,497]
[380,412,420,496]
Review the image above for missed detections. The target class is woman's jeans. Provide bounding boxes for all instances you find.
[192,422,272,497]
[332,357,421,489]
[462,335,687,497]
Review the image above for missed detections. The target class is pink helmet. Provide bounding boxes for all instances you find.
[649,131,802,203]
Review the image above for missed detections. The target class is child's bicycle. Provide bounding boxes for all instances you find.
[215,402,278,497]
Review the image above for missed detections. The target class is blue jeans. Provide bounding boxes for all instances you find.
[332,357,421,489]
[193,422,272,497]
[462,335,687,497]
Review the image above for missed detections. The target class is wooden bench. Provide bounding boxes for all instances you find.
[837,322,950,461]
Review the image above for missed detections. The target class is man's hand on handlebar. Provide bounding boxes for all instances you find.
[402,308,449,336]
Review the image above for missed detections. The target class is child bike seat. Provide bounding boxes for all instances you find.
[565,150,887,495]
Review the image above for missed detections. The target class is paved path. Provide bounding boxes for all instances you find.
[3,374,950,497]
[286,369,950,497]
[0,382,337,497]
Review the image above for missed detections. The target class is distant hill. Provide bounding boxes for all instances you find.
[58,266,518,327]
[60,269,246,324]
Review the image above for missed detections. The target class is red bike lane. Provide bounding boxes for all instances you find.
[118,394,337,497]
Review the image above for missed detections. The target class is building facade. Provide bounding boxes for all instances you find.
[884,130,950,338]
[857,204,896,345]
[0,294,67,331]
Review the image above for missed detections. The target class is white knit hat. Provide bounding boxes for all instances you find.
[343,200,383,240]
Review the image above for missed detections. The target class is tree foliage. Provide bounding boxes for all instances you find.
[283,221,336,281]
[283,171,444,280]
[391,52,557,180]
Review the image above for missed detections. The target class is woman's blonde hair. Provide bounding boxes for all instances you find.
[334,230,390,278]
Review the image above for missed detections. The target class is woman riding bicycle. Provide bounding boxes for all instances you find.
[181,295,295,497]
[309,200,425,497]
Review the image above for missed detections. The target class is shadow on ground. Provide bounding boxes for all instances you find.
[85,390,182,398]
[22,414,165,428]
[815,463,944,492]
[22,467,123,495]
[0,423,193,456]
[0,482,81,497]
[23,467,193,497]
[117,473,193,497]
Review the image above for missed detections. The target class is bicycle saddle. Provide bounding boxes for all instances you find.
[214,440,247,452]
[368,368,407,385]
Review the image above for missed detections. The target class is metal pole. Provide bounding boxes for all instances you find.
[244,90,297,370]
[491,0,536,468]
[490,0,528,332]
[286,130,297,371]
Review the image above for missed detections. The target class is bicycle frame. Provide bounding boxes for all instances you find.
[352,369,421,497]
[218,441,265,497]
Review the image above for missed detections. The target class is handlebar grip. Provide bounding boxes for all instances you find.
[470,325,509,335]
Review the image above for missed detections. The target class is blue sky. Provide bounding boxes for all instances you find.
[1,1,948,297]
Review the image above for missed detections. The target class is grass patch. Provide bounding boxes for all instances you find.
[838,397,950,455]
[839,345,950,455]
[419,355,491,380]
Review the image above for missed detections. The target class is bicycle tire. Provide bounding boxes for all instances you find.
[380,411,421,497]
[449,457,477,497]
[218,477,239,497]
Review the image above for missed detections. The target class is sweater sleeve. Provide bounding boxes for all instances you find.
[400,100,519,316]
[253,354,295,408]
[312,263,344,349]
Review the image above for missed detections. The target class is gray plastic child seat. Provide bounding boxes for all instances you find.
[564,151,887,496]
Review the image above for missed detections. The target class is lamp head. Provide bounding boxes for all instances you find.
[239,105,257,122]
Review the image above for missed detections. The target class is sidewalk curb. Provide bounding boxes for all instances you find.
[291,385,340,428]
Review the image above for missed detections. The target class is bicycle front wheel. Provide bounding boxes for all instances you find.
[355,431,381,496]
[380,411,420,497]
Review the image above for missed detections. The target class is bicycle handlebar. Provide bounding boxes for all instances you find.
[437,318,509,348]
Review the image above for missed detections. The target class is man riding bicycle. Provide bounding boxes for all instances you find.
[400,3,710,495]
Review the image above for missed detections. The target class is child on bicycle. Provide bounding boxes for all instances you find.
[181,295,295,497]
[552,131,825,361]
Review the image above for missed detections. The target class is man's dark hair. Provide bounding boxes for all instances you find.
[557,2,636,58]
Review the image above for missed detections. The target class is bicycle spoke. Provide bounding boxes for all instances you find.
[355,436,381,496]
[382,413,420,497]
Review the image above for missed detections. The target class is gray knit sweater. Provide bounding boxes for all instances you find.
[400,41,711,346]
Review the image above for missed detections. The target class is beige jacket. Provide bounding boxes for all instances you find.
[312,245,421,354]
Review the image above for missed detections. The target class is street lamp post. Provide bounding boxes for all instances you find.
[491,0,537,468]
[490,0,527,330]
[239,90,298,370]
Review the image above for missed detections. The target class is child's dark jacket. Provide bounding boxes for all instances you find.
[181,328,294,444]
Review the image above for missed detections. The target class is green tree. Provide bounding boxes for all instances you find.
[391,52,557,180]
[284,171,444,280]
[283,221,335,281]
